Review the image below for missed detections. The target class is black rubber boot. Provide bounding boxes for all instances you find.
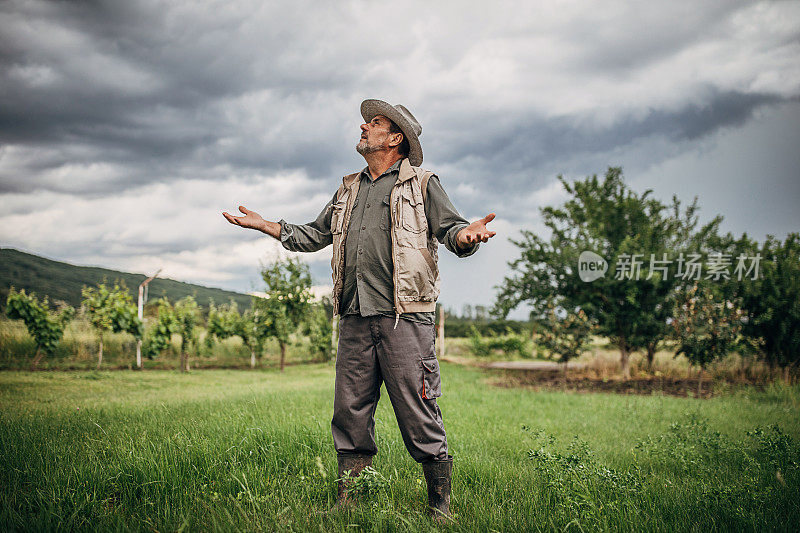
[422,457,453,523]
[331,453,373,511]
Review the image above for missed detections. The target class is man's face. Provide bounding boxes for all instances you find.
[356,115,398,156]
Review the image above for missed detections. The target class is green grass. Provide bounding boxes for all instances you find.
[1,364,799,531]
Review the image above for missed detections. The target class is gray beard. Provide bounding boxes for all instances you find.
[356,139,379,156]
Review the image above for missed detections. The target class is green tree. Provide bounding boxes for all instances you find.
[144,297,179,361]
[494,167,719,379]
[81,281,143,369]
[302,301,335,362]
[6,288,74,370]
[738,233,800,379]
[535,306,595,378]
[206,299,240,351]
[254,257,313,371]
[671,284,745,396]
[174,296,201,372]
[207,300,270,369]
[239,306,272,369]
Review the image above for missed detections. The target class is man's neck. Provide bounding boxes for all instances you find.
[363,152,403,181]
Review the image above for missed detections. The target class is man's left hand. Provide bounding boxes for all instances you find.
[457,213,497,248]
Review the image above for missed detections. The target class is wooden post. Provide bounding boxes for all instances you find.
[136,269,161,369]
[437,305,445,358]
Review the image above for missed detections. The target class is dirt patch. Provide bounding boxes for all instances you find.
[489,369,769,398]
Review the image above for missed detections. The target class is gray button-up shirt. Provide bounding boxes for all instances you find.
[278,159,478,323]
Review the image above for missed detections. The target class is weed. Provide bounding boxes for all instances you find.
[337,466,391,497]
[747,424,800,472]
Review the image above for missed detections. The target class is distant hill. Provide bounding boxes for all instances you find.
[0,248,251,310]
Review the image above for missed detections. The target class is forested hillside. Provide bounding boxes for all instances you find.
[0,248,251,310]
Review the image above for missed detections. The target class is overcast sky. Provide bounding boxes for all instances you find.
[1,0,798,317]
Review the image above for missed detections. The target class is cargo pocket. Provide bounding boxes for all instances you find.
[421,357,442,399]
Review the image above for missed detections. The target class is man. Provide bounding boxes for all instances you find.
[223,99,496,521]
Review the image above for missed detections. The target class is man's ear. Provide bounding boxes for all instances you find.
[388,132,403,148]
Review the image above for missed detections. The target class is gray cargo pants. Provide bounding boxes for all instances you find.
[331,314,449,463]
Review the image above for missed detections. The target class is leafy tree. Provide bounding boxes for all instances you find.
[81,281,143,369]
[207,300,271,369]
[240,306,272,368]
[144,297,179,360]
[174,296,201,372]
[671,284,745,396]
[535,306,595,375]
[302,300,335,362]
[6,288,74,370]
[494,167,719,379]
[254,257,313,371]
[206,300,241,348]
[738,233,800,378]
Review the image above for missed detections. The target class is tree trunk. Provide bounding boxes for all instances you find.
[97,336,103,370]
[279,342,286,372]
[697,368,703,398]
[31,347,43,371]
[646,343,656,372]
[562,361,568,389]
[250,350,256,369]
[180,350,186,373]
[620,347,631,381]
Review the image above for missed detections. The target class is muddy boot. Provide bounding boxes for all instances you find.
[330,453,373,512]
[422,457,453,523]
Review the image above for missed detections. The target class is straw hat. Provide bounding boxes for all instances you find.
[360,99,423,166]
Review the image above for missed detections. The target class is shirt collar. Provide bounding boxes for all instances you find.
[360,158,403,181]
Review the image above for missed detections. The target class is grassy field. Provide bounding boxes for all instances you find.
[1,364,799,531]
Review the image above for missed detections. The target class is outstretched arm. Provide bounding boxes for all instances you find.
[222,206,281,238]
[222,191,338,252]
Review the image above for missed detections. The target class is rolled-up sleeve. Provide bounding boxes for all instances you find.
[279,191,338,252]
[424,175,479,258]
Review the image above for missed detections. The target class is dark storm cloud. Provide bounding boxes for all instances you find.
[418,89,782,225]
[0,0,366,194]
[2,0,794,198]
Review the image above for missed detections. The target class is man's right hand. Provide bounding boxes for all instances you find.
[223,206,280,237]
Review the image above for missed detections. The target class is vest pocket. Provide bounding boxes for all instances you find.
[330,200,347,234]
[421,357,442,399]
[400,187,427,233]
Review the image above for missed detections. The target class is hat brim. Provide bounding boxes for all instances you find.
[361,99,423,167]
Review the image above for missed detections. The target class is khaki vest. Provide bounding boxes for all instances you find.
[330,158,441,317]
